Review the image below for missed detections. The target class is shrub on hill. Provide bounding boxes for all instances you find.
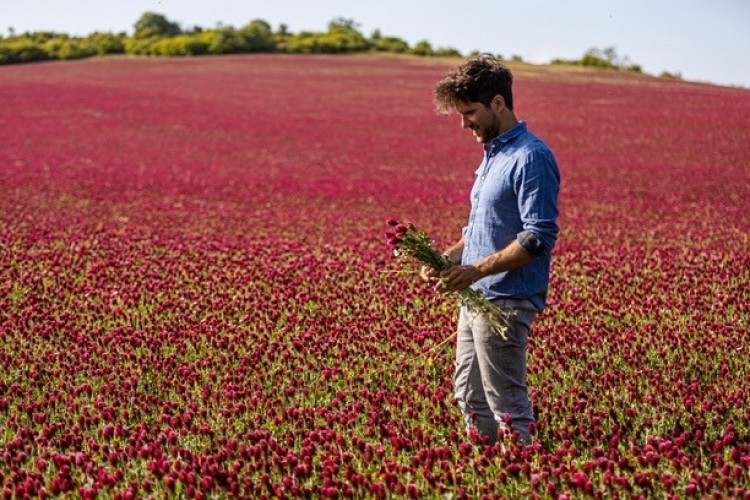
[409,40,433,56]
[282,18,372,54]
[552,46,643,73]
[0,37,50,64]
[0,31,125,62]
[85,32,126,55]
[659,70,683,80]
[372,36,410,53]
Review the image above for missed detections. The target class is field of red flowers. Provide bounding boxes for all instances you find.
[1,54,749,498]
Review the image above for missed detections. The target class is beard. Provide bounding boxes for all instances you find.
[474,121,500,143]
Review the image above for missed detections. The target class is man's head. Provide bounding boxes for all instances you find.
[434,54,516,144]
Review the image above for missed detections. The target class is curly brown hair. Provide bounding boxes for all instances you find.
[433,54,514,114]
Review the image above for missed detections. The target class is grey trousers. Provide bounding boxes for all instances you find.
[454,299,538,446]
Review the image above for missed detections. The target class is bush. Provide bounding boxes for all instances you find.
[151,35,209,56]
[433,47,462,58]
[659,70,682,80]
[551,47,642,73]
[198,29,248,55]
[283,32,328,53]
[373,36,409,53]
[42,37,97,60]
[410,40,433,56]
[85,32,126,55]
[123,37,160,55]
[0,38,51,64]
[281,18,372,54]
[625,64,642,73]
[0,32,125,64]
[284,30,370,54]
[550,57,576,66]
[323,30,371,52]
[580,53,616,69]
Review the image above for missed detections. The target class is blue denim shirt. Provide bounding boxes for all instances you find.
[462,121,560,311]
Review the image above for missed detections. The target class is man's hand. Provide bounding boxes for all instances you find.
[437,265,485,294]
[419,265,440,283]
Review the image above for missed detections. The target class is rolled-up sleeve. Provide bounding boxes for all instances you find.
[514,150,561,257]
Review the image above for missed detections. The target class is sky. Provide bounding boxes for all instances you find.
[2,0,749,88]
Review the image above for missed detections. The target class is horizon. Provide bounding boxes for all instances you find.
[2,0,749,89]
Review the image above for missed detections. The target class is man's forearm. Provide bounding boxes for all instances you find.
[474,239,534,278]
[437,239,535,293]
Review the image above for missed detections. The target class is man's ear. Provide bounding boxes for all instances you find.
[491,94,506,113]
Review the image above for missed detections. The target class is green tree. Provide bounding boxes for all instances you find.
[85,32,125,55]
[659,70,682,80]
[151,35,209,56]
[327,17,360,33]
[134,12,182,39]
[240,19,276,51]
[41,35,93,60]
[325,17,371,52]
[433,46,462,58]
[274,23,290,51]
[410,40,433,56]
[123,37,160,55]
[373,36,409,53]
[284,17,371,54]
[0,37,50,64]
[196,28,245,54]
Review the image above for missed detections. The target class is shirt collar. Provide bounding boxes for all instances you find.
[484,121,527,154]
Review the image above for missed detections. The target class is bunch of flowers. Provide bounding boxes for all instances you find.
[385,219,513,339]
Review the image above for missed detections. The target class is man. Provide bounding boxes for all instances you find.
[423,54,560,446]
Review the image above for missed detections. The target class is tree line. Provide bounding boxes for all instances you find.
[0,13,462,65]
[1,11,654,78]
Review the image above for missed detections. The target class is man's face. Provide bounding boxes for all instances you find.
[455,100,500,144]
